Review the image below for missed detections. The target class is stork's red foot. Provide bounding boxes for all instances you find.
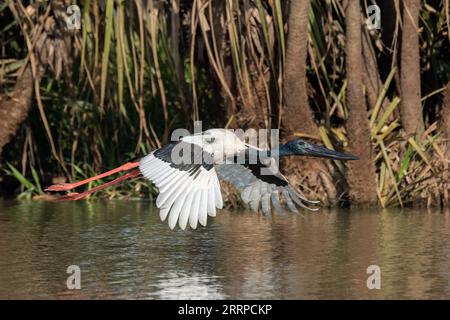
[45,183,78,192]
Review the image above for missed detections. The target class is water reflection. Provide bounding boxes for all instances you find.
[0,200,449,299]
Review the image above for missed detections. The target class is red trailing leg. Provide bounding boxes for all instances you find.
[56,169,141,201]
[45,161,140,192]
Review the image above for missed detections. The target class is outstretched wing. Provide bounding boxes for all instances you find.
[139,142,223,230]
[216,157,319,215]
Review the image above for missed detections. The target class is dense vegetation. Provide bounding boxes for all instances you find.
[1,0,450,208]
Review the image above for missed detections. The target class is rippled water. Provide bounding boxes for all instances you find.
[1,200,450,299]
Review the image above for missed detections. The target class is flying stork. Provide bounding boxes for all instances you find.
[46,129,359,230]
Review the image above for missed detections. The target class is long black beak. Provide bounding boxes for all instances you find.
[304,143,360,160]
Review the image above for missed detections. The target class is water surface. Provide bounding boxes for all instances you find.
[1,200,450,299]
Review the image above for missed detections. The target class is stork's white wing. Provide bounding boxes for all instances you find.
[139,151,223,230]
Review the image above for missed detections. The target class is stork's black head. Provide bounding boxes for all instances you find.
[279,139,359,160]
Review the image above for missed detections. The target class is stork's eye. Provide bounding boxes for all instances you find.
[205,136,215,143]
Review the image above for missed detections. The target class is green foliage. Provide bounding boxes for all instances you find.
[3,164,43,200]
[0,0,449,206]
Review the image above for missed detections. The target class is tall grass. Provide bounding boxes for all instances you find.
[0,0,449,207]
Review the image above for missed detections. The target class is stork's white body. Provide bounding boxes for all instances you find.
[139,129,316,230]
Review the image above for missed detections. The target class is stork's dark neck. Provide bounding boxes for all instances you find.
[277,143,297,157]
[263,142,300,157]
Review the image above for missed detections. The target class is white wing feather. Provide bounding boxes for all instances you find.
[140,153,223,230]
